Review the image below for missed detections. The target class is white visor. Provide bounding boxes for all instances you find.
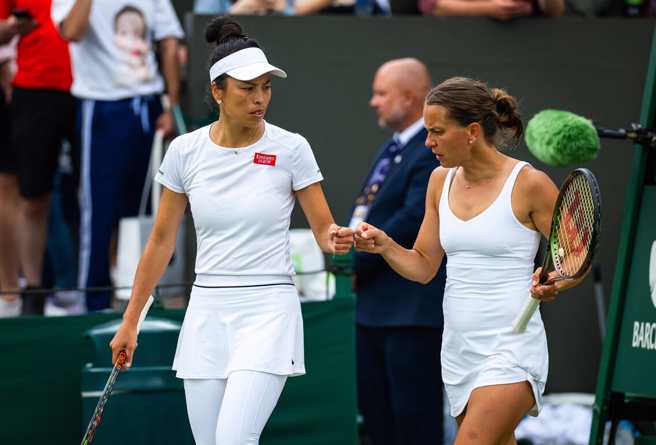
[209,47,287,82]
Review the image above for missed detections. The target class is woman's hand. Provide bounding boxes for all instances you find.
[329,224,354,255]
[109,321,139,369]
[530,267,560,302]
[354,222,391,255]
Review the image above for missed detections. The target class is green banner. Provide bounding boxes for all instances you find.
[611,186,656,397]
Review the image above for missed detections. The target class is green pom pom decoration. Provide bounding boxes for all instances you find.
[525,110,600,167]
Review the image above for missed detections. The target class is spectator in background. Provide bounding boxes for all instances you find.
[52,0,183,311]
[418,0,564,18]
[194,0,355,16]
[0,0,75,316]
[0,28,20,317]
[195,0,564,15]
[350,58,446,445]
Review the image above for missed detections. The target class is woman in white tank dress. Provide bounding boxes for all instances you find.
[108,17,354,445]
[354,77,587,444]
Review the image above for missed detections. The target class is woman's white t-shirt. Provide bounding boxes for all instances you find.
[155,122,323,279]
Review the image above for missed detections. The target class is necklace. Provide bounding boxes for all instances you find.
[210,122,263,148]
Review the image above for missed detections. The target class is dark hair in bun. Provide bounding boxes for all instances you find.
[205,16,260,88]
[491,88,523,143]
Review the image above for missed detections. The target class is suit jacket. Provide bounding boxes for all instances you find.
[353,128,446,328]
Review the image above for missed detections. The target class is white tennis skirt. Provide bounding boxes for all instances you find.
[172,278,306,379]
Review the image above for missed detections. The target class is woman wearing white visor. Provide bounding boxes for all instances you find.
[109,16,354,445]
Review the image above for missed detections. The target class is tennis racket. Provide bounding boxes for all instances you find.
[511,168,601,334]
[80,295,155,445]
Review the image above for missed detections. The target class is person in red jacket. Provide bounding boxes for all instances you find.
[0,0,74,315]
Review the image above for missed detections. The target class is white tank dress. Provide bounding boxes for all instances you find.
[439,161,549,417]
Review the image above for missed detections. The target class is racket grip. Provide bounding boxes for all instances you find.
[116,350,128,369]
[136,295,155,334]
[512,295,541,334]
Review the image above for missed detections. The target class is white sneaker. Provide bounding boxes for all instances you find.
[46,291,87,316]
[0,297,21,318]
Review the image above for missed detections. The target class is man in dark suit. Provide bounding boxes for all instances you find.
[350,58,446,445]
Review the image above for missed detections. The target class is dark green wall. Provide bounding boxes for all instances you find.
[0,300,356,444]
[184,16,655,394]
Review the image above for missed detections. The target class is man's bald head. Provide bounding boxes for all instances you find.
[370,58,432,131]
[377,58,432,99]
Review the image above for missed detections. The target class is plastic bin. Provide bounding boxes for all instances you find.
[81,317,193,444]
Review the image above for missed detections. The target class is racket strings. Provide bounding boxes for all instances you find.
[552,175,597,277]
[552,190,578,275]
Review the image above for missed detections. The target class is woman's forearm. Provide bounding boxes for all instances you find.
[381,240,441,285]
[316,220,337,253]
[295,182,345,254]
[122,236,175,325]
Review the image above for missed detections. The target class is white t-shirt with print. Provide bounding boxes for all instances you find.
[155,122,324,278]
[52,0,183,100]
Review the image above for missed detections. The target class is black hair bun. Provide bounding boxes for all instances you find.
[205,16,244,46]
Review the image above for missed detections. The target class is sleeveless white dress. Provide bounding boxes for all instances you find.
[439,161,548,417]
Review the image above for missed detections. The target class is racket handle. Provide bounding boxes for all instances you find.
[512,295,541,334]
[115,350,128,369]
[136,295,155,334]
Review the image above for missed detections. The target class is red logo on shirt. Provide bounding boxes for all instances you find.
[254,153,277,166]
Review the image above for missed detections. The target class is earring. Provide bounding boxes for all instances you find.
[218,100,223,105]
[468,139,474,144]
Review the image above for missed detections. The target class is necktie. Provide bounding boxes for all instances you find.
[366,138,400,186]
[357,138,403,205]
[349,138,403,228]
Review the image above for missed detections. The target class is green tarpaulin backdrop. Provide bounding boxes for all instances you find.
[0,299,357,444]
